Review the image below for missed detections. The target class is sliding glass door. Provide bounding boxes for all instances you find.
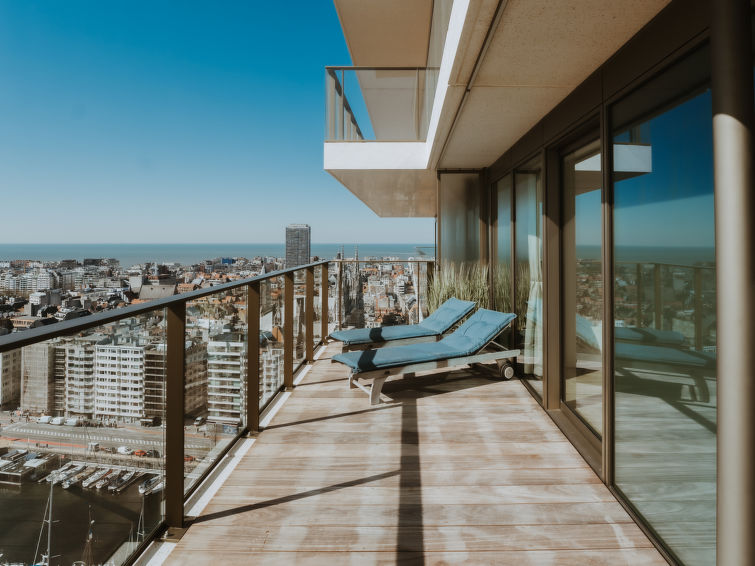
[562,138,603,435]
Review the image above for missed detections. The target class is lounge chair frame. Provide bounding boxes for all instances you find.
[341,337,520,405]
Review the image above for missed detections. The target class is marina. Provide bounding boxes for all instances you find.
[0,450,163,566]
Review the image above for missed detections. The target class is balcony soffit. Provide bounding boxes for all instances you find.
[326,169,437,218]
[333,0,433,66]
[439,0,671,168]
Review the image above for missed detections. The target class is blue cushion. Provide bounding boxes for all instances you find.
[615,342,715,369]
[329,324,436,345]
[615,327,687,347]
[329,297,475,345]
[418,297,476,334]
[333,309,516,373]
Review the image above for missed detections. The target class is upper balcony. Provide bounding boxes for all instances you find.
[324,0,671,218]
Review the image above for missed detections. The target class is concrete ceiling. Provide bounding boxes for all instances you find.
[333,0,434,67]
[439,0,671,168]
[327,169,437,217]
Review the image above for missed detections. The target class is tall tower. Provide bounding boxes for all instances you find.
[285,224,311,268]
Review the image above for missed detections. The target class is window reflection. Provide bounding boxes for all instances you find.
[562,139,603,434]
[492,175,513,347]
[514,158,544,393]
[613,83,716,566]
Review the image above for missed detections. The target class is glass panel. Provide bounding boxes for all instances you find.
[325,68,435,141]
[439,173,481,267]
[260,276,284,408]
[341,261,361,329]
[327,263,339,335]
[514,157,544,395]
[293,271,306,368]
[313,267,322,349]
[0,310,166,565]
[612,80,715,564]
[492,174,513,347]
[184,287,246,493]
[562,138,603,434]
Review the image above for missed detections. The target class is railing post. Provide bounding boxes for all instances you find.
[321,263,329,341]
[305,266,314,362]
[247,282,260,433]
[636,263,643,327]
[165,302,185,530]
[284,271,294,390]
[653,263,662,329]
[694,267,703,351]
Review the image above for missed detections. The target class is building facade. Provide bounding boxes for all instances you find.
[0,349,22,408]
[206,333,246,425]
[324,0,755,563]
[20,343,55,414]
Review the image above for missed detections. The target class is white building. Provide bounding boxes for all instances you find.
[206,333,246,425]
[94,344,145,423]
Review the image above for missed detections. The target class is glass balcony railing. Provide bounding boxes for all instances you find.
[325,67,439,142]
[333,259,433,331]
[0,258,434,565]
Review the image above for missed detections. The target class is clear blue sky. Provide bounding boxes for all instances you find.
[0,1,435,244]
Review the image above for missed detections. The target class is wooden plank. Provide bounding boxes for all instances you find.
[164,343,664,563]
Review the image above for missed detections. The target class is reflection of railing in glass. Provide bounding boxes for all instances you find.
[614,260,716,352]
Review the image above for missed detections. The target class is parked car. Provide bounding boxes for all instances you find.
[133,450,147,457]
[193,416,205,426]
[116,446,132,455]
[50,417,64,426]
[183,455,195,462]
[100,446,115,454]
[64,418,79,427]
[38,416,51,424]
[145,449,161,458]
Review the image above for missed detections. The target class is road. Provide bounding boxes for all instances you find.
[1,422,222,453]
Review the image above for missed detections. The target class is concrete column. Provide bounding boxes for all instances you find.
[711,1,755,564]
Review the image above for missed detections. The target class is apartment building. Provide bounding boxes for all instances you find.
[324,0,754,563]
[20,343,55,414]
[94,344,145,423]
[0,349,21,408]
[206,333,246,425]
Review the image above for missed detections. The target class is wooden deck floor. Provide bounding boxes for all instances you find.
[165,343,667,565]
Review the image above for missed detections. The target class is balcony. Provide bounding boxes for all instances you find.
[0,258,440,565]
[158,339,665,564]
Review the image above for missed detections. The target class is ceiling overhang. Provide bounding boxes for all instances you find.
[327,169,437,217]
[333,0,433,66]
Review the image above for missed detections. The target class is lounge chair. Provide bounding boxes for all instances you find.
[329,297,476,352]
[332,309,518,404]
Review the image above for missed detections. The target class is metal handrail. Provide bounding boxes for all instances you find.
[0,259,329,354]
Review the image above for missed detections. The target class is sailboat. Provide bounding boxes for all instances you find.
[31,481,55,566]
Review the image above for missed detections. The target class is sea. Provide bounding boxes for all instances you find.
[0,243,436,267]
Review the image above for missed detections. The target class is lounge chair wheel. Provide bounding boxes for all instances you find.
[499,361,515,380]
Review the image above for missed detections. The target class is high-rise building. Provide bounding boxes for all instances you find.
[285,224,311,268]
[94,344,146,423]
[0,349,22,408]
[21,343,56,414]
[206,332,246,425]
